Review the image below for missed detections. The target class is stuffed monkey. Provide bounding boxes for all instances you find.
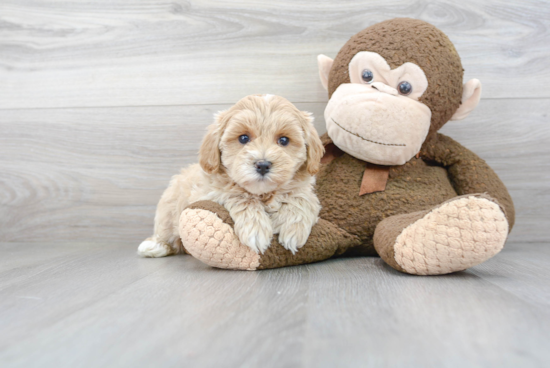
[178,18,515,275]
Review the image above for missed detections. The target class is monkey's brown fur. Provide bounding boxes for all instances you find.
[314,133,515,260]
[179,18,515,274]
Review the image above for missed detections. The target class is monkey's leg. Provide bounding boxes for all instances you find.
[373,194,509,275]
[179,201,360,270]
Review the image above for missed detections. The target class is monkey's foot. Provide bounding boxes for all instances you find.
[179,201,359,270]
[374,194,509,275]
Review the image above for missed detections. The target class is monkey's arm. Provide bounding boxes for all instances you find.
[179,201,360,270]
[421,133,515,230]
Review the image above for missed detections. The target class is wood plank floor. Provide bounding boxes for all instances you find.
[1,242,549,368]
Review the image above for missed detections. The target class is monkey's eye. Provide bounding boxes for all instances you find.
[398,81,412,95]
[361,69,374,84]
[278,137,290,146]
[238,135,250,144]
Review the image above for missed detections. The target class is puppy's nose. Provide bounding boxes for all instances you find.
[255,160,272,176]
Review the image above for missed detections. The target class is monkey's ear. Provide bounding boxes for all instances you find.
[451,79,482,121]
[199,111,227,174]
[317,55,334,91]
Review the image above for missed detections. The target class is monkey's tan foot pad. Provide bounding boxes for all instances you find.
[179,201,360,270]
[374,195,509,275]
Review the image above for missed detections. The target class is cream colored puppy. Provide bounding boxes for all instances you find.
[138,94,324,257]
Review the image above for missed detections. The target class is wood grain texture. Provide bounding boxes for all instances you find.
[1,2,548,367]
[1,99,548,244]
[1,0,550,109]
[0,241,549,368]
[0,102,325,243]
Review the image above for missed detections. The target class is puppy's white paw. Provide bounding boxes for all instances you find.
[235,222,272,254]
[245,229,273,254]
[137,240,172,258]
[278,222,311,254]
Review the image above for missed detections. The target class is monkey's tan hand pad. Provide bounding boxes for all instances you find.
[179,200,360,270]
[374,194,509,275]
[180,202,260,270]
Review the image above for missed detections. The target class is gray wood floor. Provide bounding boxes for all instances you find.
[1,242,550,368]
[1,0,550,367]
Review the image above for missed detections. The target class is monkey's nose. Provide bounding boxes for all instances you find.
[255,160,272,176]
[371,82,398,96]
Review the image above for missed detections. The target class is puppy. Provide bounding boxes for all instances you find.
[138,94,324,258]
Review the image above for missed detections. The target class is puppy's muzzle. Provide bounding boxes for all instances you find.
[255,160,272,176]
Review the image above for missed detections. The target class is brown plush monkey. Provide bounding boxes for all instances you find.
[178,18,515,275]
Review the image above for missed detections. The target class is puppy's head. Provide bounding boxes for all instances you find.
[199,94,324,195]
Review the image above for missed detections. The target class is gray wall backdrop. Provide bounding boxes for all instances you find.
[1,0,549,245]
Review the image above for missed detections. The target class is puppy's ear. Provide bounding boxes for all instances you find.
[300,112,324,175]
[199,111,228,174]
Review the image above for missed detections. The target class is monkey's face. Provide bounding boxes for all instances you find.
[324,52,432,166]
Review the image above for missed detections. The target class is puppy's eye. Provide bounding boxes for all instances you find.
[361,69,374,84]
[278,137,290,146]
[238,135,250,144]
[398,81,412,95]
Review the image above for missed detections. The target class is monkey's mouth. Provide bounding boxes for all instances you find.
[331,118,406,147]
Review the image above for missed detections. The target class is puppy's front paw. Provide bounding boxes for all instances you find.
[278,222,311,254]
[245,232,272,254]
[235,220,273,254]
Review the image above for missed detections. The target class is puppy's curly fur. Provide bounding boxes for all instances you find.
[138,95,324,257]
